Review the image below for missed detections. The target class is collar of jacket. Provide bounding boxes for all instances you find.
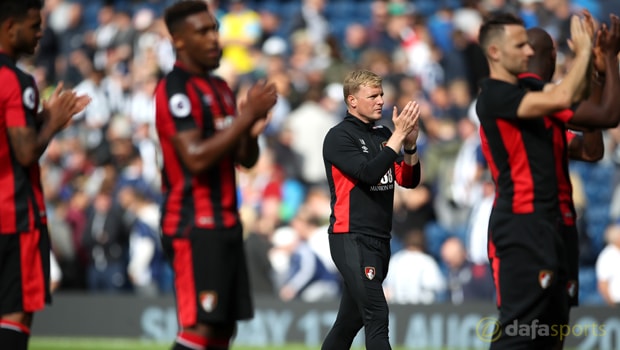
[345,112,377,131]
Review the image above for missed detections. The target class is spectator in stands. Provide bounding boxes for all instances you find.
[384,229,446,304]
[82,186,132,293]
[440,237,494,304]
[219,0,261,75]
[279,207,341,302]
[596,222,620,306]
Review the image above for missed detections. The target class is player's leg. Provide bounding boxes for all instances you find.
[322,234,364,350]
[561,223,579,307]
[322,283,363,349]
[164,225,252,350]
[489,212,567,350]
[0,228,50,350]
[356,234,391,350]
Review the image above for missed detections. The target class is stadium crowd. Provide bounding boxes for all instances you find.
[26,0,620,306]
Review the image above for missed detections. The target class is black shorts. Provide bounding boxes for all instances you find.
[162,225,253,328]
[487,211,569,349]
[559,223,579,307]
[0,227,51,315]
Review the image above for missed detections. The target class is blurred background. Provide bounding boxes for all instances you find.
[25,0,620,338]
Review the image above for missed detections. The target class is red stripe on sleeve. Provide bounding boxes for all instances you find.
[331,165,356,233]
[394,161,412,187]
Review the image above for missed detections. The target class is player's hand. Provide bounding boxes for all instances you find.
[593,28,607,73]
[244,80,277,121]
[601,14,620,57]
[568,15,593,57]
[583,9,598,40]
[392,100,420,137]
[43,82,91,132]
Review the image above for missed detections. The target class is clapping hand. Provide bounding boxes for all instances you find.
[42,82,91,132]
[392,101,421,148]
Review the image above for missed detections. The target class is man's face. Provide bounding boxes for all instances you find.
[349,84,384,123]
[178,11,221,71]
[12,8,43,56]
[499,24,534,75]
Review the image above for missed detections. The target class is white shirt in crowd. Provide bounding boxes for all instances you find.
[383,250,446,304]
[596,244,620,304]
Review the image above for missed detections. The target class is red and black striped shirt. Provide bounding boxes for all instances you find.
[519,73,577,225]
[476,77,569,215]
[155,63,239,236]
[0,53,46,234]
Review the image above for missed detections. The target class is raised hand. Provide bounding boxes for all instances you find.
[239,96,272,138]
[583,9,598,40]
[568,15,593,57]
[593,26,607,73]
[42,82,91,132]
[244,80,278,121]
[392,100,420,141]
[601,14,620,56]
[404,102,421,148]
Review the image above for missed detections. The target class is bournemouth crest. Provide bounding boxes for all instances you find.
[567,280,578,298]
[365,266,376,280]
[200,291,218,312]
[538,270,553,289]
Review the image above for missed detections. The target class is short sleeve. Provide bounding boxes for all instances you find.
[1,69,37,128]
[155,69,198,136]
[476,79,527,121]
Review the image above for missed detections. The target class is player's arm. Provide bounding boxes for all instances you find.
[323,127,398,185]
[516,16,593,118]
[170,81,276,175]
[567,130,604,162]
[395,107,421,188]
[322,102,418,185]
[6,82,89,167]
[235,97,272,169]
[564,17,620,128]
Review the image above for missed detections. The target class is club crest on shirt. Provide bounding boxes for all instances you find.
[169,93,191,118]
[23,87,36,110]
[567,280,578,298]
[365,266,376,280]
[200,291,218,312]
[539,270,553,289]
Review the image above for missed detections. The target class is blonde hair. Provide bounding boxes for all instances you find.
[343,69,382,102]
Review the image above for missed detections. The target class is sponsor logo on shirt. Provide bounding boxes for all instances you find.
[214,115,234,130]
[23,87,36,110]
[169,93,191,118]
